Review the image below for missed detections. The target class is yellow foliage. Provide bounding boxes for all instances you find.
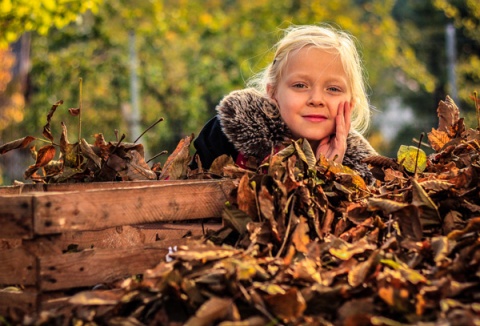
[397,145,427,173]
[0,50,14,92]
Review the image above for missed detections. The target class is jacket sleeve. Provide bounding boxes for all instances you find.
[189,116,239,170]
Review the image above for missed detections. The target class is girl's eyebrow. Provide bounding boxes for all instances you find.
[287,73,348,85]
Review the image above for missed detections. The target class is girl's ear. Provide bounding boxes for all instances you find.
[266,84,277,103]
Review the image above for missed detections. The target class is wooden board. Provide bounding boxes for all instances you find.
[0,179,234,238]
[0,290,37,317]
[22,222,221,256]
[0,247,37,286]
[0,195,33,239]
[38,238,190,291]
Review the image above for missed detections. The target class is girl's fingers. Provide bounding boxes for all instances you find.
[344,101,352,134]
[316,101,351,162]
[335,102,347,141]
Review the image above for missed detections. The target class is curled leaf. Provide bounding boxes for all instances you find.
[24,144,56,179]
[0,136,35,155]
[42,100,63,141]
[68,107,81,116]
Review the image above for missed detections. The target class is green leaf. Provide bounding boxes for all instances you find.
[397,145,427,173]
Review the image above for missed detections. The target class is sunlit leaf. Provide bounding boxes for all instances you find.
[397,145,427,173]
[170,244,239,262]
[69,289,124,305]
[427,128,451,152]
[380,259,428,285]
[329,238,376,260]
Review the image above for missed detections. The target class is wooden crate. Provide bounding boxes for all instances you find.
[0,179,235,316]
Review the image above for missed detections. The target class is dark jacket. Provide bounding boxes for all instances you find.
[191,88,377,183]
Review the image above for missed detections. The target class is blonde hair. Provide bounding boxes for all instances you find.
[247,24,371,134]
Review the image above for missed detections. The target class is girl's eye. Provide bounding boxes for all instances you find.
[293,83,307,89]
[327,86,342,93]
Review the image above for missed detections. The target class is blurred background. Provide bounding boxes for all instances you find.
[0,0,479,184]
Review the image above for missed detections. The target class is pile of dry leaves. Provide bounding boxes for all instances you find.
[0,99,195,183]
[7,96,480,325]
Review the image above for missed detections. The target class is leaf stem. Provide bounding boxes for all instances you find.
[35,137,60,147]
[78,78,83,143]
[414,133,424,178]
[134,117,164,144]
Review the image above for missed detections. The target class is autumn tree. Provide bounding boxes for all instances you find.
[1,0,471,182]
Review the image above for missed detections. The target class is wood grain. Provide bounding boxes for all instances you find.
[38,238,192,291]
[0,247,37,285]
[32,179,234,235]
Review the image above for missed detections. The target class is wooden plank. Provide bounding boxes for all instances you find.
[33,179,234,235]
[0,183,44,195]
[0,195,33,238]
[38,239,188,291]
[0,179,222,194]
[0,290,38,317]
[21,222,221,256]
[0,247,37,286]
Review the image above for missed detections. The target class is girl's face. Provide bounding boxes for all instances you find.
[269,47,352,150]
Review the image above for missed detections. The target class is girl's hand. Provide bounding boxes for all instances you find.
[316,101,352,162]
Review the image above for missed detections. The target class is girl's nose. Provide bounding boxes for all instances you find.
[308,89,324,107]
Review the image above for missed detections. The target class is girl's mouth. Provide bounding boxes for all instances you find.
[303,115,327,122]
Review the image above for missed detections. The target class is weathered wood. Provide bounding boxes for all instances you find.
[0,247,37,286]
[0,179,225,194]
[38,239,188,291]
[21,222,221,256]
[0,290,37,317]
[0,179,233,315]
[32,179,234,235]
[0,195,33,238]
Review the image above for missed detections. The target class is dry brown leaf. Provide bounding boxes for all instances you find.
[437,95,460,135]
[185,297,235,326]
[428,128,451,152]
[0,136,35,155]
[42,100,63,141]
[159,134,193,180]
[237,174,258,220]
[263,287,306,321]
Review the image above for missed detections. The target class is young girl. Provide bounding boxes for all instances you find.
[191,24,377,183]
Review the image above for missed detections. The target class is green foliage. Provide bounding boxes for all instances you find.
[0,0,103,48]
[18,1,431,153]
[3,0,478,182]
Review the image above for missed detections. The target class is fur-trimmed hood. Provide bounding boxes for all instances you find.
[216,88,378,183]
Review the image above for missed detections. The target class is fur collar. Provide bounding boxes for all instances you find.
[216,88,377,182]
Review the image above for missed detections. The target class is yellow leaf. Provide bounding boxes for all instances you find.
[397,145,427,173]
[427,128,450,152]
